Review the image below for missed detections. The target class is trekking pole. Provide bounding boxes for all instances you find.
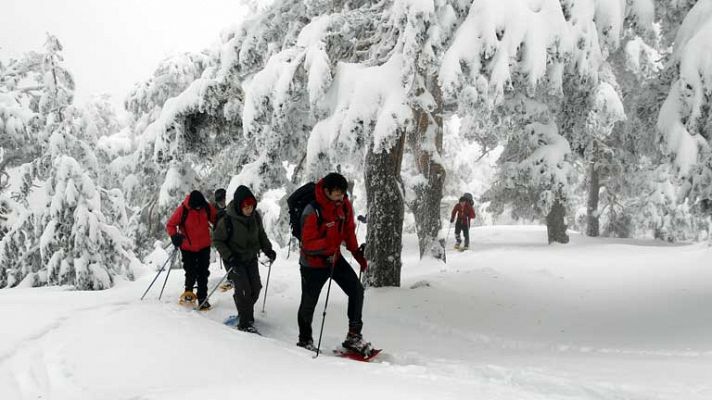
[314,254,338,359]
[261,259,275,313]
[158,250,179,300]
[287,237,292,259]
[195,265,235,311]
[141,248,177,300]
[444,221,453,264]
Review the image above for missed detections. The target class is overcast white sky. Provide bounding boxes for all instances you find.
[0,0,248,112]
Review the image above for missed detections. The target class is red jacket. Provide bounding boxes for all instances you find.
[451,202,475,225]
[300,179,359,268]
[166,195,217,252]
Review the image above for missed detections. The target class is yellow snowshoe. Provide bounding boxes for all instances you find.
[219,281,234,292]
[179,290,198,305]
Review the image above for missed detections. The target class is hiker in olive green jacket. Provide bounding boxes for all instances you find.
[213,185,276,334]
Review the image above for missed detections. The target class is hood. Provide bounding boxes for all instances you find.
[187,190,208,209]
[231,185,257,217]
[314,179,349,215]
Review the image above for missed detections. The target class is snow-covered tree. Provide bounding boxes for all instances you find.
[658,0,712,220]
[446,0,655,243]
[0,36,135,289]
[122,51,220,254]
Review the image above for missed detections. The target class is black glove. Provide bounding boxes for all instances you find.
[450,218,454,224]
[264,249,277,262]
[170,234,184,248]
[357,215,367,223]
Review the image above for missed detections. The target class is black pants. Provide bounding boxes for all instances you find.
[181,247,211,301]
[227,258,262,329]
[297,256,364,343]
[455,220,470,247]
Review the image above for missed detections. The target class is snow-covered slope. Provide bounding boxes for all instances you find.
[1,226,711,399]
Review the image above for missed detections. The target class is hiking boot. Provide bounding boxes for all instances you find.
[238,324,260,335]
[297,339,317,351]
[342,332,373,356]
[454,242,460,250]
[179,290,198,305]
[198,301,211,311]
[460,245,469,251]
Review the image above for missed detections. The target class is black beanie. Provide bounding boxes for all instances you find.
[214,188,226,203]
[188,190,208,209]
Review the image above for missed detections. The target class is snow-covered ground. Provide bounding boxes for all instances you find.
[1,226,711,399]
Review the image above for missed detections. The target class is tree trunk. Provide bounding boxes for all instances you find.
[546,199,569,244]
[586,162,600,237]
[364,131,405,287]
[409,76,446,260]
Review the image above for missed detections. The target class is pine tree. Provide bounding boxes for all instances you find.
[657,0,712,228]
[0,36,136,289]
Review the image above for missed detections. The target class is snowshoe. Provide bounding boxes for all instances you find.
[224,315,239,327]
[459,245,468,252]
[454,243,460,250]
[238,324,261,335]
[334,347,382,362]
[179,290,198,305]
[219,281,234,292]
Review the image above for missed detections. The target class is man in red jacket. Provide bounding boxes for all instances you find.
[166,190,217,309]
[296,173,370,355]
[450,195,476,250]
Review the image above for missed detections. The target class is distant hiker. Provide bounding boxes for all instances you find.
[212,188,234,292]
[166,190,217,309]
[213,188,227,219]
[292,172,370,355]
[450,193,476,251]
[213,185,276,334]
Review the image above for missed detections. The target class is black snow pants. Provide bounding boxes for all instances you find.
[297,256,364,343]
[455,220,470,247]
[181,247,211,301]
[227,258,262,329]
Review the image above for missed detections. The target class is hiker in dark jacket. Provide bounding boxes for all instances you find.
[213,188,227,220]
[166,190,217,309]
[296,172,370,355]
[450,195,476,250]
[213,185,276,334]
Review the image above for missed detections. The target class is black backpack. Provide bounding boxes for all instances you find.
[463,192,474,207]
[287,182,321,241]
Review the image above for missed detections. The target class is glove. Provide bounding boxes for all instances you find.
[170,234,184,248]
[357,215,367,223]
[264,249,277,262]
[354,251,368,272]
[354,243,367,272]
[450,218,454,224]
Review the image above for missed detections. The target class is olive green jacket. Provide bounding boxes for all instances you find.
[213,200,273,263]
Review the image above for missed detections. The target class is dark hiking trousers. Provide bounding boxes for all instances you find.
[181,247,211,301]
[455,220,470,247]
[297,256,364,343]
[227,258,262,329]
